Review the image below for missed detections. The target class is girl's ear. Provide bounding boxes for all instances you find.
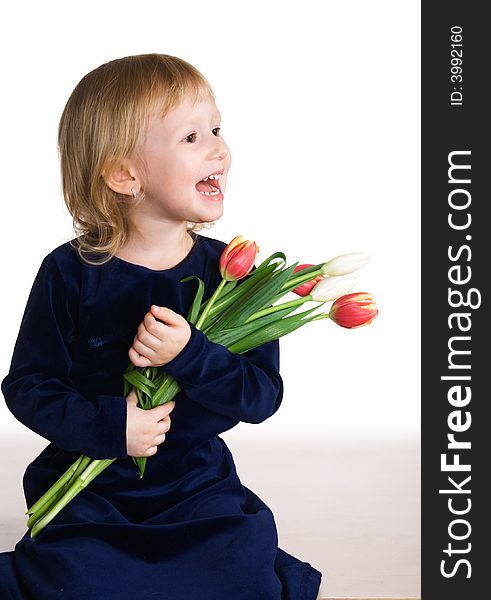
[102,158,141,197]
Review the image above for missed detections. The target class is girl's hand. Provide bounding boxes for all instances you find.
[128,305,191,368]
[126,389,175,457]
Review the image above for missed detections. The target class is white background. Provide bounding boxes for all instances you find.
[0,0,420,439]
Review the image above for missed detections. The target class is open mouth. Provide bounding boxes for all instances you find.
[196,179,221,194]
[195,172,223,196]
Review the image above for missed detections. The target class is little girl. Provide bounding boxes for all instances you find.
[0,53,322,599]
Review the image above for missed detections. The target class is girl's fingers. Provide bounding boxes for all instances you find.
[150,306,177,324]
[132,338,156,358]
[154,401,175,420]
[159,416,171,432]
[128,346,151,366]
[144,312,167,336]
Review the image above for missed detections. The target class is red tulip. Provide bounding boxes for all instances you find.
[292,264,325,296]
[329,292,378,329]
[219,235,259,281]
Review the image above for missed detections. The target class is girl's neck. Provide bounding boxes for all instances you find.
[116,228,195,271]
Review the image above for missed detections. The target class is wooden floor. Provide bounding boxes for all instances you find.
[0,428,420,598]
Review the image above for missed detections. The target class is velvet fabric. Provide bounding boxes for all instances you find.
[0,232,322,599]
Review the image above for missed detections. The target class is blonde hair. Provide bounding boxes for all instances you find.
[58,53,216,266]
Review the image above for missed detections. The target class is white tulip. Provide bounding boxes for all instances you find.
[321,252,371,276]
[310,274,359,302]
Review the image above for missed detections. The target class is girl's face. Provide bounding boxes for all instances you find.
[135,93,231,224]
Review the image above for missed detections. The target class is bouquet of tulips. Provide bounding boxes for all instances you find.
[25,235,378,538]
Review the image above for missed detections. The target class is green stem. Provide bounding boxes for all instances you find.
[279,268,324,292]
[30,458,117,538]
[196,280,236,317]
[311,311,331,321]
[195,278,227,329]
[244,296,311,323]
[25,454,87,516]
[205,269,324,321]
[197,264,315,324]
[198,291,234,320]
[198,266,324,324]
[27,455,93,528]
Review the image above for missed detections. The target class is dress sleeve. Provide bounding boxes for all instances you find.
[0,253,128,460]
[162,322,284,424]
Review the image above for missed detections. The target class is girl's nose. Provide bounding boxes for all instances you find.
[208,136,229,161]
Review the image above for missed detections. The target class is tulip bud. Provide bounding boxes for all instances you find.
[322,252,371,276]
[219,235,259,281]
[292,264,325,296]
[310,274,359,302]
[329,292,378,329]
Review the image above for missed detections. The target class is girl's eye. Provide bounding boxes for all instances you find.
[184,127,221,143]
[185,133,197,143]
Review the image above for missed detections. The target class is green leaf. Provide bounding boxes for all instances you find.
[206,303,301,347]
[227,303,324,354]
[180,275,206,324]
[270,262,326,303]
[132,456,147,479]
[287,262,323,278]
[206,262,300,332]
[150,374,181,407]
[196,280,236,319]
[198,253,286,329]
[135,386,147,409]
[123,370,156,398]
[203,263,284,333]
[255,251,287,273]
[203,265,278,329]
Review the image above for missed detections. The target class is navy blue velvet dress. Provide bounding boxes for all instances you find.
[0,232,322,599]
